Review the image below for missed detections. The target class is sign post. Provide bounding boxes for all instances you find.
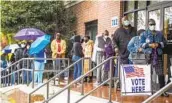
[121,64,152,96]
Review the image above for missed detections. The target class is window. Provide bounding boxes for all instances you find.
[138,1,146,9]
[137,10,146,30]
[164,6,172,40]
[127,13,134,27]
[149,9,161,30]
[149,0,162,5]
[125,1,135,12]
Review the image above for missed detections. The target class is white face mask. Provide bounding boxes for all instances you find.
[149,25,156,31]
[123,20,130,26]
[104,36,108,39]
[21,44,25,48]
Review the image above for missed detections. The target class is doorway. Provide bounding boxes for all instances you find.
[85,20,98,42]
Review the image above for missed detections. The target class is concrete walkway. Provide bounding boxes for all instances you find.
[0,83,118,103]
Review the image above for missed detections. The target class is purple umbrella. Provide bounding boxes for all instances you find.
[14,28,46,40]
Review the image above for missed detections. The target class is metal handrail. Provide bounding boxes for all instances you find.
[1,69,32,78]
[43,56,117,103]
[1,58,70,88]
[142,82,172,103]
[28,57,91,103]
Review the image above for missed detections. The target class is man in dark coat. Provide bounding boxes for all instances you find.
[112,16,136,64]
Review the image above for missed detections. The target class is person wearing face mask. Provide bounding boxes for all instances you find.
[83,35,94,82]
[140,19,169,97]
[19,42,33,84]
[94,30,111,86]
[112,16,136,64]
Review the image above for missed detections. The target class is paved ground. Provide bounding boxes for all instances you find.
[1,79,172,103]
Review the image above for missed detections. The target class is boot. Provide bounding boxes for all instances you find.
[159,75,169,97]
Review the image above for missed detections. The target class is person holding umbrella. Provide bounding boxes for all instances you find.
[51,32,67,81]
[29,34,51,84]
[33,50,46,84]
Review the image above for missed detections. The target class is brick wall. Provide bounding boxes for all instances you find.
[70,1,123,36]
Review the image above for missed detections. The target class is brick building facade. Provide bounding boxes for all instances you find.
[69,1,123,40]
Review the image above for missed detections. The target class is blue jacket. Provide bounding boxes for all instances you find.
[128,36,147,61]
[140,29,166,55]
[0,60,7,69]
[128,36,142,53]
[34,50,45,63]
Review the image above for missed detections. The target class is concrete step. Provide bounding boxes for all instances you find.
[0,83,118,103]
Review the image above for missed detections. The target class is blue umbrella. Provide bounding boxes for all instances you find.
[29,34,51,55]
[14,28,46,40]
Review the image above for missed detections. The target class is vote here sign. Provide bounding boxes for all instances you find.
[121,64,152,96]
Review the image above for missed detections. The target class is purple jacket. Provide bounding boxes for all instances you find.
[104,44,115,71]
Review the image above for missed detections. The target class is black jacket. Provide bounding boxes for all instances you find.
[72,35,84,57]
[112,26,136,59]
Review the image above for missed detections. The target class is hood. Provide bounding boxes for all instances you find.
[74,35,81,42]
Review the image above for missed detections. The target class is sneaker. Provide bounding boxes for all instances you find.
[55,77,59,81]
[64,77,68,81]
[77,82,81,85]
[94,81,101,87]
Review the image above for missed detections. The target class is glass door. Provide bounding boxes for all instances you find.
[164,6,172,93]
[164,6,172,40]
[148,9,161,31]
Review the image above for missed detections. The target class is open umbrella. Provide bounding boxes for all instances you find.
[29,34,51,55]
[3,44,20,53]
[14,28,45,40]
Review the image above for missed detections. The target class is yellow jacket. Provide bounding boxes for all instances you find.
[51,39,66,58]
[83,40,94,57]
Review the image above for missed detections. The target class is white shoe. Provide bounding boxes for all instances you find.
[55,77,59,81]
[64,77,68,80]
[94,81,101,87]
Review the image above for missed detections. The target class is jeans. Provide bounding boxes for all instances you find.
[96,51,104,83]
[23,69,32,84]
[72,55,82,80]
[53,59,68,77]
[34,61,45,84]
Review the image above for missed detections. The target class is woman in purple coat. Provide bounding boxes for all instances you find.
[103,43,115,86]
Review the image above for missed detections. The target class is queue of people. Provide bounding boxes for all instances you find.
[0,16,170,97]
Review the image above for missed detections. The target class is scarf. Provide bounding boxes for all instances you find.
[152,48,158,66]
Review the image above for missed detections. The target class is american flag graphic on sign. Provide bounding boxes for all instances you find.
[124,66,145,78]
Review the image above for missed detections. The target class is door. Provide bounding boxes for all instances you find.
[85,20,98,42]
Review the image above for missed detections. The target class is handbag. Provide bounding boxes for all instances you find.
[131,53,150,64]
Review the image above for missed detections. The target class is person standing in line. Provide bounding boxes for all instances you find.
[23,42,32,84]
[94,30,111,86]
[127,29,145,64]
[51,32,67,81]
[140,19,169,97]
[103,42,115,86]
[112,16,136,64]
[83,35,94,82]
[33,50,46,84]
[72,35,84,83]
